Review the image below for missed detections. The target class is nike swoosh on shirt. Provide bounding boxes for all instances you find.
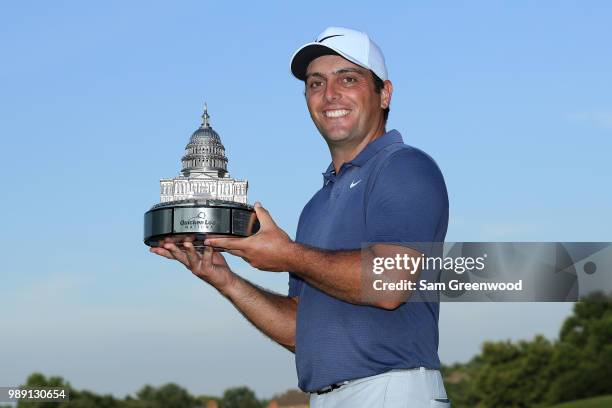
[349,180,362,189]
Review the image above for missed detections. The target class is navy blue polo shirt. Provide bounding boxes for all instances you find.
[288,130,449,392]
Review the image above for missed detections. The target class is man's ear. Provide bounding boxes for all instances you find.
[381,80,393,109]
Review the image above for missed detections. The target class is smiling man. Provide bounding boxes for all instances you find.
[151,27,450,407]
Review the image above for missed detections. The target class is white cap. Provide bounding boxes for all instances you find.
[290,26,388,82]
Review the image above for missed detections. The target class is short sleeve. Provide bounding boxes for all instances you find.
[365,148,448,245]
[288,272,304,297]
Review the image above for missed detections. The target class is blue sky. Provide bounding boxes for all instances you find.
[1,0,611,399]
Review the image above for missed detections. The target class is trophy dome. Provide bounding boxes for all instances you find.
[181,104,228,177]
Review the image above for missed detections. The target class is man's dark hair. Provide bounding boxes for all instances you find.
[371,72,390,123]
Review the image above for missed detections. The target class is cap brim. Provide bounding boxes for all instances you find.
[290,43,343,81]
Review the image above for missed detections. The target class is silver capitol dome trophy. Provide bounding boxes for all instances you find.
[144,104,259,249]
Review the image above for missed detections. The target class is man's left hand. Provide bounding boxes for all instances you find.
[205,202,295,272]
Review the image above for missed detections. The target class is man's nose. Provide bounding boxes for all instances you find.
[324,80,341,102]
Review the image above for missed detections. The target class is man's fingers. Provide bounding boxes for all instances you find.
[150,247,174,259]
[183,242,201,269]
[201,245,214,267]
[202,246,215,265]
[163,243,190,266]
[205,237,246,250]
[253,202,277,229]
[211,250,229,267]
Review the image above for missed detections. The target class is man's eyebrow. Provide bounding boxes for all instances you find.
[334,67,366,75]
[305,72,326,81]
[305,67,366,81]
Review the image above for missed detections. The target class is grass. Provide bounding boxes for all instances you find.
[547,395,612,408]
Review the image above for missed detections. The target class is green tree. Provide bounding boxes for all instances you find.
[471,335,555,408]
[545,292,612,404]
[442,358,483,408]
[135,383,197,408]
[66,390,122,408]
[18,372,123,408]
[220,386,262,408]
[17,373,75,408]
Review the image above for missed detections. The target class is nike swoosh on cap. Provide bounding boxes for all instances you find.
[318,34,344,43]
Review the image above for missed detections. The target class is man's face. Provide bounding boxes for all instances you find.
[305,54,389,147]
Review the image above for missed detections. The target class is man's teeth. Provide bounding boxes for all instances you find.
[325,109,350,118]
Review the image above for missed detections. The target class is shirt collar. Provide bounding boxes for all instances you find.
[322,129,404,182]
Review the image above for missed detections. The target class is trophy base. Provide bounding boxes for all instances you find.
[144,199,259,249]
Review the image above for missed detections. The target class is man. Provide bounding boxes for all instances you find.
[151,27,450,407]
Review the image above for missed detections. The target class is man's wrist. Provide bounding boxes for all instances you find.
[215,269,241,299]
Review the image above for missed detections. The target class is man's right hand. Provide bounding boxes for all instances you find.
[150,241,236,293]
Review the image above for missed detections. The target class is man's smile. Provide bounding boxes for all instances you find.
[323,109,351,118]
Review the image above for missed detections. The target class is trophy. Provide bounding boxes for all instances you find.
[144,104,259,248]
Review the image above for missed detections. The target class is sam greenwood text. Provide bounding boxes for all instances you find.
[373,279,524,292]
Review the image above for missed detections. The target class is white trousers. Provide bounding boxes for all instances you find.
[309,368,451,408]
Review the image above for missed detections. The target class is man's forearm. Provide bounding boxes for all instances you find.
[287,243,363,304]
[219,273,297,352]
[286,243,418,309]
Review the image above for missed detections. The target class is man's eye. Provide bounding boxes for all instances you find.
[308,81,323,89]
[343,76,357,84]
